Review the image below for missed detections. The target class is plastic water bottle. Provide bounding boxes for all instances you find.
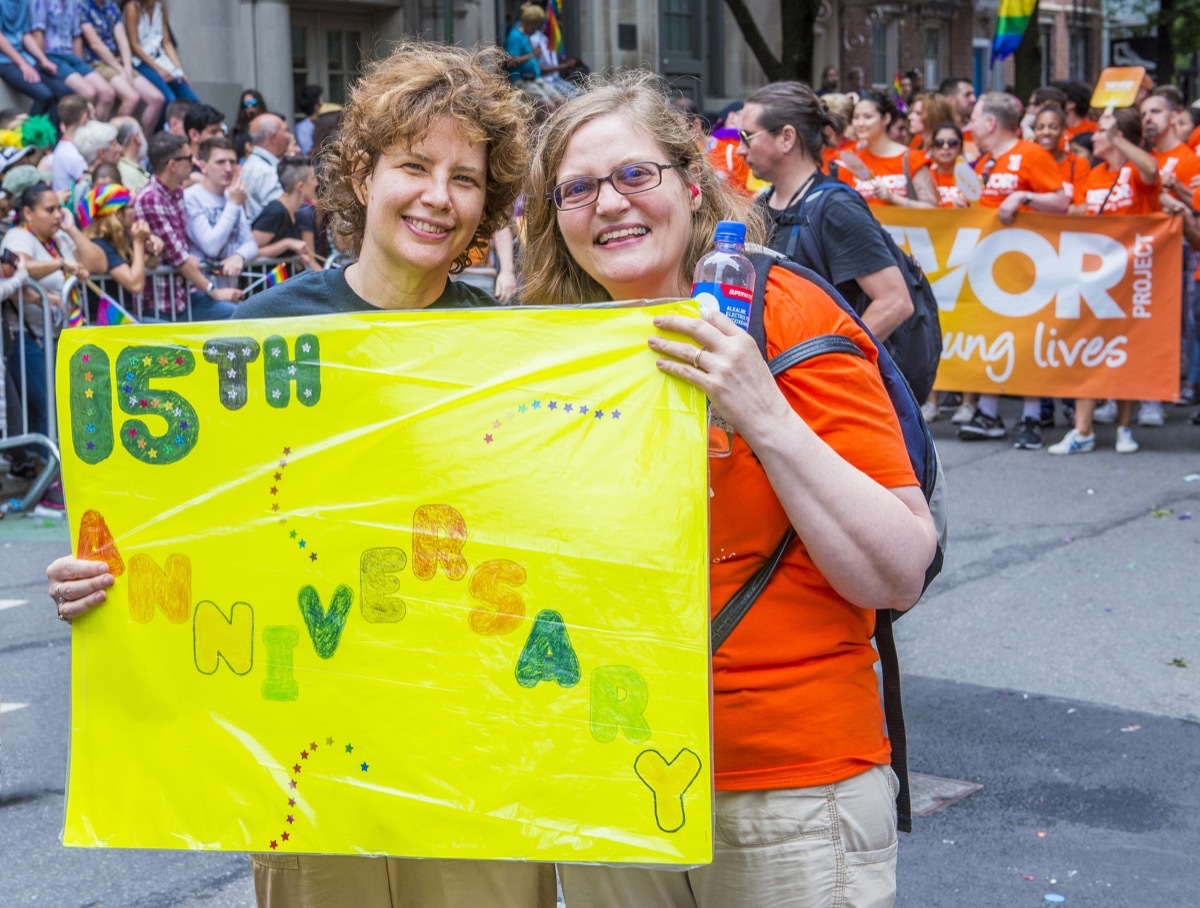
[691,220,755,457]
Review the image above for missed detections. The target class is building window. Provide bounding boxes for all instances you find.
[1039,24,1054,84]
[291,25,308,107]
[871,22,887,86]
[290,11,370,111]
[924,27,940,88]
[662,0,696,52]
[1069,29,1090,81]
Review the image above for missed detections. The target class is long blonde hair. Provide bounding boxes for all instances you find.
[522,70,765,306]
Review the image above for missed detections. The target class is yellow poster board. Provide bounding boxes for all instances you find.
[55,301,713,865]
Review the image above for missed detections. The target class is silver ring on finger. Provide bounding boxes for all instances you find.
[692,348,703,370]
[54,583,65,606]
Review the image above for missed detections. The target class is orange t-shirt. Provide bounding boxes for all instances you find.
[710,266,917,791]
[1056,153,1092,203]
[1064,118,1097,145]
[707,131,754,197]
[1074,161,1161,215]
[1189,124,1200,151]
[836,147,930,206]
[976,139,1064,207]
[932,166,967,207]
[1153,143,1200,209]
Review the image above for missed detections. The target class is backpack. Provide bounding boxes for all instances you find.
[763,175,943,403]
[710,248,948,833]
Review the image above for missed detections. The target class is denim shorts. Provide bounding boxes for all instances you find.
[47,52,95,79]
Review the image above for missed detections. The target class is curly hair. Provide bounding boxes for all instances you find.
[86,211,131,262]
[522,70,765,306]
[319,39,532,271]
[910,91,955,151]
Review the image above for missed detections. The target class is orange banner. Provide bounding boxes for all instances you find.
[875,208,1183,399]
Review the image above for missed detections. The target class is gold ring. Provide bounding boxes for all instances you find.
[692,348,703,369]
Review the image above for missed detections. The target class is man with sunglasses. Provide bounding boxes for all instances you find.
[132,131,242,320]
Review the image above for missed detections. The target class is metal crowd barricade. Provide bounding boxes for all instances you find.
[0,278,61,514]
[234,256,309,298]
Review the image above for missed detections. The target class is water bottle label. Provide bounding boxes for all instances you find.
[692,282,752,331]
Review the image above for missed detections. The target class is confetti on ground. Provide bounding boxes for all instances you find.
[1024,875,1036,881]
[1150,508,1174,518]
[1120,724,1141,732]
[1183,474,1200,483]
[1045,895,1066,904]
[1169,657,1189,668]
[1063,535,1074,542]
[1036,830,1047,838]
[1086,489,1095,495]
[1180,513,1193,521]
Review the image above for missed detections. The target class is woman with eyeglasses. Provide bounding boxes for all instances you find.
[523,70,937,907]
[845,91,937,208]
[928,123,971,208]
[1033,102,1091,203]
[232,88,267,161]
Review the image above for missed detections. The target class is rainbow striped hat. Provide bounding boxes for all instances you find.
[76,182,132,228]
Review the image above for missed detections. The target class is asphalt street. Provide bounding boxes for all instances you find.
[1,399,1197,907]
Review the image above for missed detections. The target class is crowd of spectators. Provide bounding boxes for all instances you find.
[0,0,341,510]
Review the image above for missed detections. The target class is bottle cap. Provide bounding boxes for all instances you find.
[712,220,746,245]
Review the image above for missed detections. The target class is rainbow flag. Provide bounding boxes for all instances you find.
[545,0,564,55]
[266,263,289,287]
[67,285,84,327]
[891,72,908,113]
[95,294,138,326]
[992,0,1037,63]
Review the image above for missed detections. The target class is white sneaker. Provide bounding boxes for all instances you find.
[950,403,976,424]
[1137,401,1165,427]
[1047,429,1096,455]
[920,401,939,423]
[1093,400,1118,423]
[1115,426,1139,453]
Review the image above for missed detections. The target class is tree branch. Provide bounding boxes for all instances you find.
[722,0,783,81]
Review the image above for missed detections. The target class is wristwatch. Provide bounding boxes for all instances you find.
[1023,192,1033,207]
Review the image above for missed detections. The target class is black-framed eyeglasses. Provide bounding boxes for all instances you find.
[549,162,678,211]
[932,138,961,149]
[737,127,777,146]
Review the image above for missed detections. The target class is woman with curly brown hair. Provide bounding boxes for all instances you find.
[45,38,553,908]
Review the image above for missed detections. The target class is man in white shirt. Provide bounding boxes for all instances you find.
[240,112,291,221]
[183,136,257,288]
[51,94,92,192]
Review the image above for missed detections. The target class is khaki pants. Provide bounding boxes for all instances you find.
[559,765,899,908]
[251,854,557,908]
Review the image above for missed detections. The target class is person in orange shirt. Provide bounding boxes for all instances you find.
[907,90,956,153]
[840,91,937,208]
[939,76,979,160]
[521,69,938,908]
[928,123,970,207]
[962,91,1069,449]
[1049,107,1160,456]
[1032,102,1091,202]
[1057,80,1098,147]
[1142,87,1200,216]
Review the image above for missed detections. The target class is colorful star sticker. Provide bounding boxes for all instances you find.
[310,741,317,750]
[345,743,353,753]
[86,441,94,450]
[158,356,168,366]
[283,447,291,455]
[275,472,282,481]
[175,356,184,365]
[293,764,301,774]
[136,438,146,449]
[289,780,297,789]
[579,405,589,415]
[271,347,281,357]
[86,423,94,432]
[84,388,93,398]
[280,831,289,842]
[594,409,604,419]
[271,503,279,512]
[303,388,312,398]
[142,356,152,366]
[548,401,557,410]
[129,428,137,437]
[298,539,306,548]
[612,409,621,419]
[564,403,573,413]
[309,552,318,562]
[288,798,296,807]
[301,750,308,759]
[360,762,369,772]
[180,420,189,429]
[139,398,149,408]
[270,486,278,495]
[82,354,89,363]
[287,815,295,824]
[326,737,333,746]
[518,403,527,413]
[484,434,493,444]
[148,449,157,459]
[226,350,236,361]
[532,400,541,409]
[493,419,502,428]
[289,529,297,539]
[269,839,278,850]
[83,371,92,381]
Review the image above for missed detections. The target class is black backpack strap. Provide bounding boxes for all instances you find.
[874,609,911,832]
[710,529,793,653]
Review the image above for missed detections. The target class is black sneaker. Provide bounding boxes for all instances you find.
[5,460,37,481]
[1039,398,1055,428]
[1013,416,1043,449]
[958,411,1006,440]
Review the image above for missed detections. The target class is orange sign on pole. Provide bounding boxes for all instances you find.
[1090,66,1146,109]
